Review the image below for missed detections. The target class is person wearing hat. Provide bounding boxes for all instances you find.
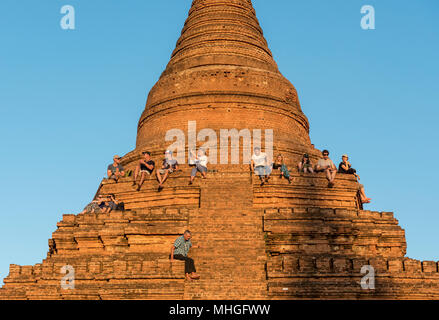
[156,150,179,191]
[107,155,125,183]
[338,154,371,204]
[297,153,314,174]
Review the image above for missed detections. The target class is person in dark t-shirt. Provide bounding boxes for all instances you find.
[132,151,155,191]
[338,154,357,175]
[298,154,314,174]
[338,154,371,204]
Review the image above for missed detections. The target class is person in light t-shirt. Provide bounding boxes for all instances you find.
[315,149,337,187]
[189,149,208,185]
[157,150,180,191]
[251,147,272,186]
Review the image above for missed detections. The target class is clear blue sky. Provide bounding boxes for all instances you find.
[0,0,438,283]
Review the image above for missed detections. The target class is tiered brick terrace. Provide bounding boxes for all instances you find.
[1,0,438,300]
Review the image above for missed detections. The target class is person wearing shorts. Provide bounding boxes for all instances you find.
[107,155,125,183]
[80,195,105,214]
[189,149,208,185]
[132,151,155,191]
[157,150,179,191]
[99,194,124,213]
[298,154,314,174]
[315,149,337,188]
[251,147,272,186]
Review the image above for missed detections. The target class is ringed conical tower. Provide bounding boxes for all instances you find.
[1,0,438,300]
[123,0,315,168]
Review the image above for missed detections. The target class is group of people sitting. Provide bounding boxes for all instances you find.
[81,149,371,280]
[82,150,209,214]
[88,147,370,215]
[251,148,371,204]
[80,194,124,215]
[130,149,209,191]
[106,149,209,192]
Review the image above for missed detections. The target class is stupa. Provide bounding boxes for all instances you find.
[1,0,438,300]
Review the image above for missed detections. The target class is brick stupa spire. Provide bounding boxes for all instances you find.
[1,0,438,300]
[128,0,312,166]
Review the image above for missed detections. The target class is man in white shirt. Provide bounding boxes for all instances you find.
[315,149,337,187]
[189,149,208,185]
[251,147,272,186]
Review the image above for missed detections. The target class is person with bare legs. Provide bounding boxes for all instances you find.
[80,195,105,214]
[298,154,314,174]
[338,154,371,204]
[157,150,179,191]
[99,194,125,213]
[315,150,337,188]
[107,155,125,183]
[251,147,271,186]
[132,151,155,191]
[170,230,201,281]
[189,149,207,185]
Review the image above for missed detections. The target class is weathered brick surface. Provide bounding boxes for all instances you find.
[1,0,438,300]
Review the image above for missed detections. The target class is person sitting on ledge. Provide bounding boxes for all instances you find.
[189,149,208,185]
[251,147,271,186]
[100,194,125,213]
[273,154,292,184]
[112,194,125,211]
[298,153,314,174]
[315,149,337,188]
[107,155,125,183]
[170,230,201,281]
[157,150,179,191]
[80,195,105,214]
[338,154,371,204]
[132,151,155,191]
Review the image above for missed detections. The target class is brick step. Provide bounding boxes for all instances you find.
[190,230,262,235]
[191,246,265,251]
[191,252,266,258]
[189,217,262,223]
[185,288,267,300]
[192,260,266,266]
[187,286,267,293]
[191,273,266,279]
[188,229,263,234]
[253,171,358,185]
[190,212,260,216]
[191,274,266,281]
[189,217,261,222]
[184,283,267,289]
[194,264,265,270]
[190,257,266,263]
[190,242,265,247]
